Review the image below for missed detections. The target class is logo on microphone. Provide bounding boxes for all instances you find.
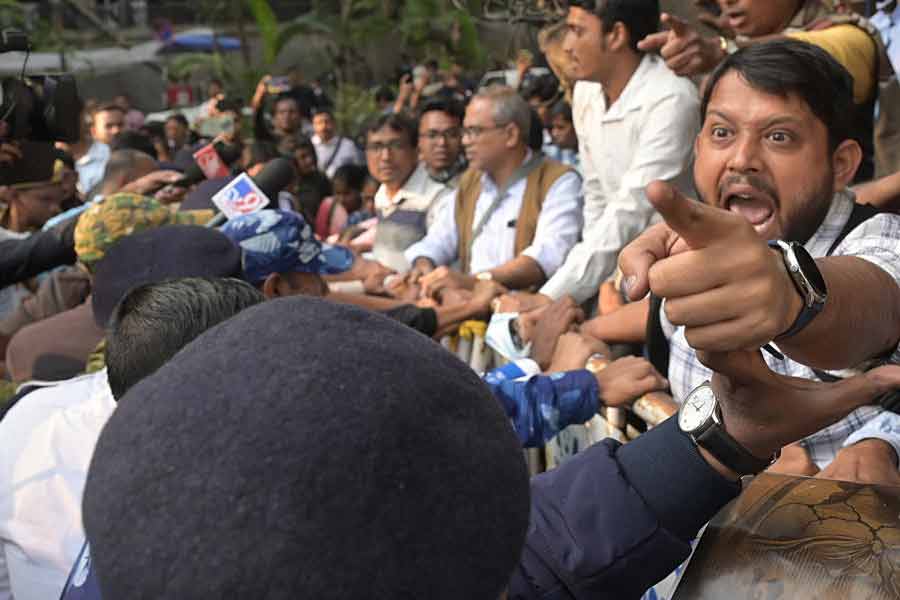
[212,173,271,219]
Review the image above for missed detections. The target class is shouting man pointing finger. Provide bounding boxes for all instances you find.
[619,39,900,475]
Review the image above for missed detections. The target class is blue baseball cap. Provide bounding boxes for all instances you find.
[220,209,354,285]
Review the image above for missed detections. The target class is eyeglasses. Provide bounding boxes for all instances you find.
[420,128,461,142]
[365,140,410,154]
[461,125,508,140]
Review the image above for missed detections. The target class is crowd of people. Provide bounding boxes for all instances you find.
[1,0,900,598]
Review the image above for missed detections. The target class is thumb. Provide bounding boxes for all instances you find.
[697,348,772,388]
[645,180,734,250]
[661,13,689,37]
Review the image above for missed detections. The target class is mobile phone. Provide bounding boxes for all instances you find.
[266,76,291,95]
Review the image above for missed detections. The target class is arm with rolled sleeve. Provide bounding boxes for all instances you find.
[403,190,460,268]
[520,171,584,279]
[508,417,741,600]
[540,92,700,304]
[484,362,599,448]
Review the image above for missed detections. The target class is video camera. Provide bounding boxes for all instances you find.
[0,29,83,143]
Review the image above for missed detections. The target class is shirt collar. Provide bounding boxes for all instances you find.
[376,163,430,207]
[481,149,533,192]
[803,189,856,255]
[603,54,658,120]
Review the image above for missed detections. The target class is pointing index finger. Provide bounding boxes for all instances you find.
[661,12,690,37]
[644,180,740,251]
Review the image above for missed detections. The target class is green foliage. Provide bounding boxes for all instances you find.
[333,83,379,139]
[245,0,279,64]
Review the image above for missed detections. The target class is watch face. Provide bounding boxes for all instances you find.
[792,244,827,297]
[679,384,717,432]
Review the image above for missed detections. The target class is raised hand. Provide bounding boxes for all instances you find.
[636,12,725,77]
[618,180,802,353]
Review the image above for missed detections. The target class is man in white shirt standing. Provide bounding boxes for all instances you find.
[506,0,700,310]
[405,86,582,298]
[311,108,363,179]
[76,105,124,196]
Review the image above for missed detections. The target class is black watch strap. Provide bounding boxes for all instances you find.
[767,240,825,340]
[695,419,774,476]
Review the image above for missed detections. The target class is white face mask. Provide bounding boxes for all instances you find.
[485,312,532,361]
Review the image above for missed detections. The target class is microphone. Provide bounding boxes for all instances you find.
[205,157,297,228]
[251,157,296,200]
[172,161,208,188]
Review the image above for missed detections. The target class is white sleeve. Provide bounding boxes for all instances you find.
[540,92,700,304]
[520,171,584,278]
[404,189,460,268]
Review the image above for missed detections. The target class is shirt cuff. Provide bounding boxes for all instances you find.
[842,411,900,462]
[617,416,741,541]
[521,245,563,281]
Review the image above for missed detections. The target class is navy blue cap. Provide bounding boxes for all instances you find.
[91,225,243,327]
[82,297,530,599]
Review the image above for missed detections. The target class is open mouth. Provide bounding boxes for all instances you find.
[721,185,776,231]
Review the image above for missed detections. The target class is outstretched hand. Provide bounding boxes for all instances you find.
[618,181,802,354]
[698,349,900,462]
[637,12,725,77]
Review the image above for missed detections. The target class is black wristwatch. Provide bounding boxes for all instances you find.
[678,382,779,476]
[768,240,827,340]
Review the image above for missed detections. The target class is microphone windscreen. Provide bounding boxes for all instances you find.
[252,157,297,201]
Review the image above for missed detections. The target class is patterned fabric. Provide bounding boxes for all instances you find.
[664,190,900,468]
[74,194,214,269]
[484,363,599,448]
[220,209,353,285]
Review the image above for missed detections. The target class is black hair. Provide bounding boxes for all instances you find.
[215,97,243,114]
[522,73,560,104]
[95,103,126,116]
[700,39,855,152]
[332,164,368,192]
[365,112,418,148]
[165,113,189,128]
[311,105,335,118]
[549,100,572,123]
[527,107,544,151]
[418,97,465,123]
[101,149,156,185]
[244,140,280,170]
[110,131,159,160]
[374,86,396,104]
[274,94,300,111]
[572,0,660,53]
[105,277,264,400]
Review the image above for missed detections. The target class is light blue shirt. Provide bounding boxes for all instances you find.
[404,153,583,277]
[75,143,109,196]
[42,195,104,231]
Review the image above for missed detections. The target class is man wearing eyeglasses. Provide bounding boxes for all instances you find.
[405,86,583,298]
[418,98,467,188]
[500,0,700,313]
[368,113,458,273]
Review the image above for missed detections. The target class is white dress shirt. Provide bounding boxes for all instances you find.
[75,143,110,196]
[405,152,583,277]
[373,163,456,272]
[311,135,364,179]
[540,54,701,304]
[0,371,115,600]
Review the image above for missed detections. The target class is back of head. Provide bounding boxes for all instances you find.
[83,297,531,599]
[584,0,660,53]
[90,224,243,328]
[105,277,263,400]
[700,38,855,152]
[100,149,156,190]
[110,131,158,160]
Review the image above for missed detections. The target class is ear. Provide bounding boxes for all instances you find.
[505,123,521,149]
[261,273,282,299]
[831,139,862,192]
[607,21,630,52]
